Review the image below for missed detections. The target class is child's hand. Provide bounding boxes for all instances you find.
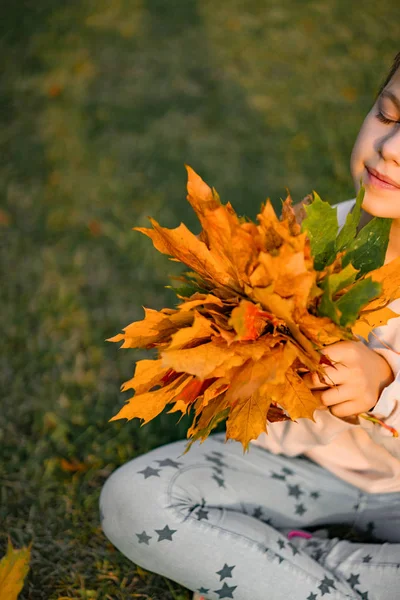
[303,341,395,419]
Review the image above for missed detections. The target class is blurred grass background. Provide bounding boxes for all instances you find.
[0,1,398,598]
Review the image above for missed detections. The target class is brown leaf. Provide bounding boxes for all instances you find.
[60,458,88,473]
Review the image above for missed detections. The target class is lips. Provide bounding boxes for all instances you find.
[366,166,400,189]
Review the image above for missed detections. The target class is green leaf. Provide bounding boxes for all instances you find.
[342,216,392,276]
[335,186,364,252]
[166,284,203,298]
[317,263,361,325]
[301,191,338,270]
[336,278,381,327]
[323,262,359,296]
[183,407,230,454]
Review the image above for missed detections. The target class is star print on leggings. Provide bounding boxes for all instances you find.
[252,506,263,519]
[318,576,336,595]
[212,473,226,488]
[346,573,360,588]
[154,525,177,541]
[205,454,229,468]
[365,521,375,537]
[214,582,238,598]
[310,491,320,499]
[136,531,152,545]
[216,563,235,581]
[362,554,372,563]
[198,587,210,594]
[358,592,369,599]
[271,471,286,480]
[306,593,317,600]
[287,484,304,499]
[196,507,209,521]
[138,466,161,479]
[295,503,307,515]
[287,542,300,556]
[281,467,294,475]
[311,548,324,562]
[156,458,183,468]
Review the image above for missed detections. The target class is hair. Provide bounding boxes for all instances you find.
[376,51,400,99]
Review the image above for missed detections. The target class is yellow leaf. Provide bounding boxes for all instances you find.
[228,300,267,340]
[362,255,400,310]
[297,311,350,346]
[225,343,296,405]
[110,374,190,424]
[168,311,215,350]
[110,308,193,349]
[166,399,189,415]
[120,359,169,394]
[161,339,246,380]
[225,381,272,451]
[273,370,321,421]
[187,393,230,439]
[185,166,260,286]
[176,293,224,312]
[200,379,230,409]
[134,218,240,291]
[0,537,31,600]
[352,306,400,339]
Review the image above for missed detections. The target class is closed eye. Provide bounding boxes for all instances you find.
[376,111,400,125]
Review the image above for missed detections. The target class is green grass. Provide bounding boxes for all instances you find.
[0,1,398,597]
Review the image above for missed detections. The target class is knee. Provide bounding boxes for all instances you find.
[99,462,145,552]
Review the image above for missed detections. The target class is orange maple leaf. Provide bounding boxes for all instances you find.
[108,166,399,451]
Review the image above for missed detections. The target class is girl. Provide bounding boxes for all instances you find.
[100,52,400,600]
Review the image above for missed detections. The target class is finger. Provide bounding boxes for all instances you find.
[329,400,361,419]
[319,384,356,407]
[303,372,326,389]
[320,364,351,387]
[309,390,330,409]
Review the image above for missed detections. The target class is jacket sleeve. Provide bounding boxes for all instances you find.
[251,408,361,456]
[364,298,400,438]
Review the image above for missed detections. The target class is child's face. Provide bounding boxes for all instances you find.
[350,67,400,218]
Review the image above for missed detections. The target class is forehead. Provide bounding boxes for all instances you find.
[385,65,400,92]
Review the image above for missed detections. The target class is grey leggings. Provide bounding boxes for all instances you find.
[99,433,400,599]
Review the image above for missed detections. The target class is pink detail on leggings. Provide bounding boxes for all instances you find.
[287,530,313,540]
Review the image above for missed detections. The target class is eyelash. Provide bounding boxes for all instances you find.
[376,111,399,125]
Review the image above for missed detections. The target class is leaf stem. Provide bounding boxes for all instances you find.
[359,412,399,437]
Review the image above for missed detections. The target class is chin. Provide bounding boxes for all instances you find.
[361,188,400,219]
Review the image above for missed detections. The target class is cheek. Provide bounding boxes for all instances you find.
[350,112,376,175]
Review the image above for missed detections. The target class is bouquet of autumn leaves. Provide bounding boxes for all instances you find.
[108,166,400,453]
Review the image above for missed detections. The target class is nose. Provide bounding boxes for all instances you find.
[377,126,400,165]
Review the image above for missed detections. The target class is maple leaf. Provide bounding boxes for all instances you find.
[0,537,31,600]
[108,165,399,451]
